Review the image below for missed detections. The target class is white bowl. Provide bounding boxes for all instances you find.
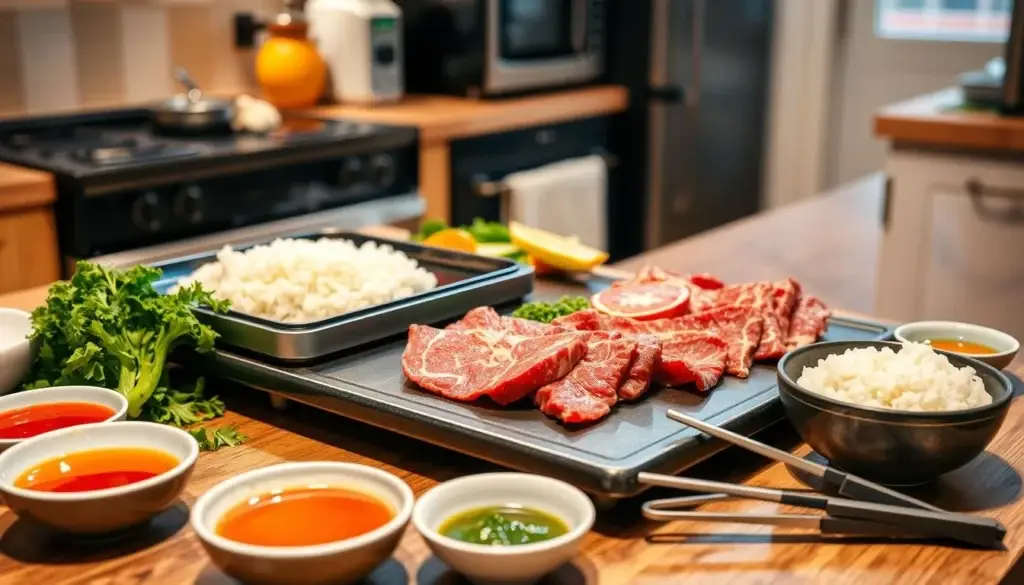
[412,473,595,585]
[894,320,1020,370]
[191,462,414,585]
[0,309,34,395]
[0,386,128,452]
[0,421,198,534]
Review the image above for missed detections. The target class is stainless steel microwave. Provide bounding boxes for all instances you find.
[398,0,605,97]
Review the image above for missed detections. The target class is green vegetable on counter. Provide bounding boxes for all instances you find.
[189,425,247,452]
[23,261,242,450]
[413,218,448,241]
[512,296,590,323]
[465,217,511,243]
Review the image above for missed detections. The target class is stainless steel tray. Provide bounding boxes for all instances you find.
[190,279,895,499]
[152,232,535,362]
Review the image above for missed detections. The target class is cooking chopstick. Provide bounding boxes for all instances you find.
[665,409,944,512]
[637,472,1005,549]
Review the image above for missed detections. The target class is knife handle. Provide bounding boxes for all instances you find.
[826,498,1005,549]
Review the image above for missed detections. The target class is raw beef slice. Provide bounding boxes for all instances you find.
[786,295,831,349]
[618,334,663,400]
[675,306,763,378]
[402,325,587,406]
[448,306,563,336]
[554,310,727,392]
[535,332,638,424]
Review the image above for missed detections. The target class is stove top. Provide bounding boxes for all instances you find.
[0,109,406,181]
[0,108,420,263]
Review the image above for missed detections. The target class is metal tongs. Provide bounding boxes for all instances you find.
[638,410,1007,549]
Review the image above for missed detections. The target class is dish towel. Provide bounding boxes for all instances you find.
[505,154,608,251]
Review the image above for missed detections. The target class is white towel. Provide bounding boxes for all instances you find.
[505,154,608,251]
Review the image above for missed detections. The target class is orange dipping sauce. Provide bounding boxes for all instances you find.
[15,447,179,493]
[216,486,393,547]
[0,402,116,439]
[927,338,998,355]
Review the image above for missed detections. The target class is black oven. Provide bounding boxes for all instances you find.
[398,0,605,97]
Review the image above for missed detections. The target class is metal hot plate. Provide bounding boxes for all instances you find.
[193,279,894,499]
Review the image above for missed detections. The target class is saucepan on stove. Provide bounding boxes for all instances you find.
[151,68,234,133]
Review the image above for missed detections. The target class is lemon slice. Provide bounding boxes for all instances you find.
[509,222,609,272]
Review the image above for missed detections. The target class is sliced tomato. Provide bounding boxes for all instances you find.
[591,282,691,320]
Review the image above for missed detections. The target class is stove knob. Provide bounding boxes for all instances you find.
[131,192,166,232]
[369,154,395,188]
[338,158,364,189]
[174,185,205,224]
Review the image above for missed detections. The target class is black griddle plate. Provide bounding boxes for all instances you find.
[196,281,893,499]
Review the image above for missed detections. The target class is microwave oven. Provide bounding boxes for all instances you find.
[397,0,605,97]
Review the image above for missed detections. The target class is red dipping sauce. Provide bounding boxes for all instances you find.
[0,402,117,439]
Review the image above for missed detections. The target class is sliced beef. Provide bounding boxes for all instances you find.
[674,306,763,378]
[402,325,587,406]
[448,306,563,336]
[786,295,831,349]
[534,332,637,424]
[554,309,727,391]
[618,334,663,400]
[771,278,802,335]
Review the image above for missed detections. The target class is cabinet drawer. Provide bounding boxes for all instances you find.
[0,209,60,294]
[921,183,1024,342]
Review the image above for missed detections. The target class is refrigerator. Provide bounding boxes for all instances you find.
[606,0,774,256]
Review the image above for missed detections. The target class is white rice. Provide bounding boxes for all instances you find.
[796,342,991,412]
[174,238,438,323]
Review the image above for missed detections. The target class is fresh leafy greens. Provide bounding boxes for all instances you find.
[464,218,511,243]
[412,218,448,241]
[23,261,241,450]
[189,425,246,451]
[511,296,590,323]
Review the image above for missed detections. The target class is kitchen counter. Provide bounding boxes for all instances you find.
[307,85,629,222]
[309,85,628,144]
[0,163,53,213]
[2,175,1023,585]
[874,87,1024,152]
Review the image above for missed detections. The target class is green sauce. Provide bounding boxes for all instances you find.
[439,505,569,546]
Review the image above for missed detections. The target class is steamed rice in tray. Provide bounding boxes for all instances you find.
[796,342,991,412]
[174,238,438,323]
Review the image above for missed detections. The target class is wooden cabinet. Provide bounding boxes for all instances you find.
[877,150,1024,341]
[0,208,60,294]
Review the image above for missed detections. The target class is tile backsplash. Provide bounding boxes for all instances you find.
[0,2,284,117]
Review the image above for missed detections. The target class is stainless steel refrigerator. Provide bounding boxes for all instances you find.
[606,0,774,256]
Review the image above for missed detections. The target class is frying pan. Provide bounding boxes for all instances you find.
[151,68,235,133]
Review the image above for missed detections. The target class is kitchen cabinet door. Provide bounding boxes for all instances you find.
[0,208,60,294]
[921,186,1024,342]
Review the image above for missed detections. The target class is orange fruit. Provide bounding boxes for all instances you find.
[422,229,478,253]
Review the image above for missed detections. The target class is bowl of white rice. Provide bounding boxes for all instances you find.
[777,340,1013,486]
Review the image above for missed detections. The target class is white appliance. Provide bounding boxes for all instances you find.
[307,0,404,104]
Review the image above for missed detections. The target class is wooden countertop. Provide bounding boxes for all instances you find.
[0,163,53,214]
[875,87,1024,152]
[2,175,1024,585]
[307,85,629,143]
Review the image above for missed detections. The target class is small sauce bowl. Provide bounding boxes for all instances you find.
[0,386,128,452]
[412,473,595,584]
[191,462,414,585]
[0,308,34,395]
[894,320,1020,370]
[0,421,198,534]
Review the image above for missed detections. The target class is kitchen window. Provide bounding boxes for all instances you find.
[876,0,1011,41]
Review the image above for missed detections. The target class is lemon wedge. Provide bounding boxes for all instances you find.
[422,228,478,253]
[510,222,609,272]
